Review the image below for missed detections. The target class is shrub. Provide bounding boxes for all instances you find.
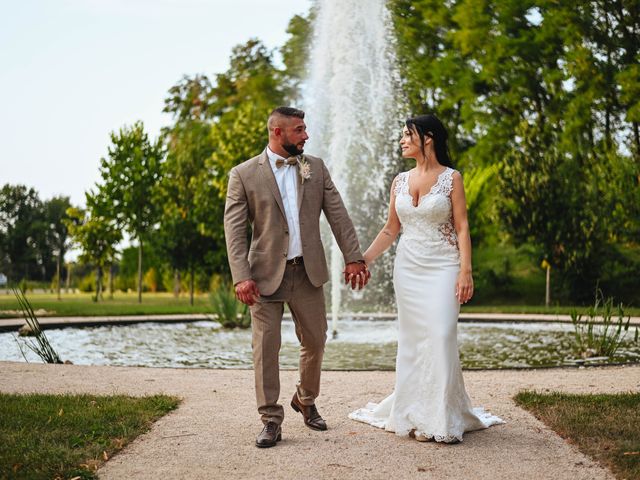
[210,284,251,329]
[77,274,94,293]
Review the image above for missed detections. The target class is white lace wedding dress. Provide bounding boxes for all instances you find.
[349,167,504,442]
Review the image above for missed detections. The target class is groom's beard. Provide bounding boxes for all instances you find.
[283,143,304,156]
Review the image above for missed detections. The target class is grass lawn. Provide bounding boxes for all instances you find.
[1,291,639,318]
[514,391,640,480]
[0,392,180,480]
[0,292,213,318]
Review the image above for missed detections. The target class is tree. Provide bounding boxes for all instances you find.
[208,39,285,117]
[389,0,639,301]
[44,196,72,299]
[0,184,44,284]
[280,12,315,102]
[159,75,222,304]
[499,121,611,301]
[159,39,287,290]
[96,122,163,303]
[65,201,121,301]
[206,39,287,198]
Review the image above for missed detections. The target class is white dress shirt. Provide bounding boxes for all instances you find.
[266,146,303,259]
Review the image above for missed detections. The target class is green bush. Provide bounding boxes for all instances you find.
[77,274,94,293]
[210,284,250,329]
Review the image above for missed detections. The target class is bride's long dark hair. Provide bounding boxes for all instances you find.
[405,114,454,168]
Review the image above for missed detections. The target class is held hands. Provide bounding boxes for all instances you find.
[455,271,474,304]
[235,279,260,306]
[343,262,371,290]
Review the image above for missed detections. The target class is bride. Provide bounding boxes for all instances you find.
[349,114,503,443]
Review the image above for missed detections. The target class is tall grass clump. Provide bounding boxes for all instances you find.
[571,290,639,359]
[210,284,251,329]
[12,288,63,364]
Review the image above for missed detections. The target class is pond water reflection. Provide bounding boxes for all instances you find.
[1,320,638,369]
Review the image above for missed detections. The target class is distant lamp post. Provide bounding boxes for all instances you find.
[541,259,551,307]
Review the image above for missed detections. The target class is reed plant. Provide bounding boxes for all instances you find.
[570,291,639,359]
[12,288,63,364]
[210,284,251,329]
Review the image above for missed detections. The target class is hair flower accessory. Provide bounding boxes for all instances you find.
[298,156,311,184]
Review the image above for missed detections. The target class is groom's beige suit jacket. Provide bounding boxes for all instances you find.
[224,149,363,296]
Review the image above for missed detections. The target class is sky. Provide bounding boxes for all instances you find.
[0,0,312,206]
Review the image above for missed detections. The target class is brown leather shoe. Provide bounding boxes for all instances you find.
[255,421,282,448]
[290,393,327,431]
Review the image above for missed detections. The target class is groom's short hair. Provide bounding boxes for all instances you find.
[268,106,305,131]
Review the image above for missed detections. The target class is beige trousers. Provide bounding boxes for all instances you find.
[249,262,327,425]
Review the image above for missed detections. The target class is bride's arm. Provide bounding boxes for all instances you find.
[451,171,474,303]
[363,177,402,265]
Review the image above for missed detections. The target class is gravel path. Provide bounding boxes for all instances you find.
[1,362,638,479]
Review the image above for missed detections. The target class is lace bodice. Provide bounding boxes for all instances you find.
[394,168,459,258]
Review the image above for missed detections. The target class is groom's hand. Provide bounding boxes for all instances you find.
[343,262,371,290]
[235,279,260,306]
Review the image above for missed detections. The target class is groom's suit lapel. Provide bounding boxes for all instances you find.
[257,150,286,220]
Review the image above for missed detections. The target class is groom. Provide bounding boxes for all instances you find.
[224,106,369,448]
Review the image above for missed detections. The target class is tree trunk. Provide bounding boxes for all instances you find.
[109,263,114,300]
[173,269,180,298]
[190,265,195,307]
[95,266,103,302]
[65,263,71,293]
[56,253,61,301]
[137,240,143,304]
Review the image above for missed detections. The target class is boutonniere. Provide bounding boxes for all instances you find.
[298,156,312,184]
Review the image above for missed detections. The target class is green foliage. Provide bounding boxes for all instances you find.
[65,205,121,301]
[463,164,500,243]
[0,393,179,480]
[210,284,251,329]
[156,38,293,302]
[206,39,287,200]
[44,195,73,296]
[0,184,46,283]
[12,288,62,364]
[77,273,95,293]
[97,122,163,239]
[471,243,545,305]
[499,123,606,301]
[280,11,315,101]
[95,121,164,302]
[390,0,640,301]
[157,75,223,303]
[571,291,639,359]
[116,245,167,293]
[2,27,310,292]
[208,102,276,199]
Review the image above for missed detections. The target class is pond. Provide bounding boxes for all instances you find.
[1,319,639,369]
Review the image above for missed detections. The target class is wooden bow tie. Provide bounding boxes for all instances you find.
[275,157,299,168]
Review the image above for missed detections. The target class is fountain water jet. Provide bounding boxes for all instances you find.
[302,0,404,336]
